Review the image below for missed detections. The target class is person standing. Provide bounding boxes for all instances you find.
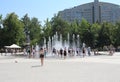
[39,48,44,66]
[44,48,47,58]
[87,47,91,56]
[52,47,56,56]
[60,48,63,58]
[27,48,31,58]
[32,48,36,58]
[82,48,86,57]
[63,47,67,59]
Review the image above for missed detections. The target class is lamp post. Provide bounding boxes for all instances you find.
[24,27,30,58]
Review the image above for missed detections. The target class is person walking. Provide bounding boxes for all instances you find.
[52,47,56,56]
[39,48,44,66]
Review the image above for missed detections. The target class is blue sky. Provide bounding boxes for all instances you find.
[0,0,120,25]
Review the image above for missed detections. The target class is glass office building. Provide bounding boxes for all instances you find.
[59,0,120,23]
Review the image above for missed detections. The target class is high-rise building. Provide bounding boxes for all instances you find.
[59,0,120,23]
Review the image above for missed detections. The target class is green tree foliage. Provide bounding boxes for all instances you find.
[1,12,120,50]
[21,14,31,46]
[3,12,24,46]
[79,19,91,45]
[106,22,115,45]
[68,20,79,45]
[51,14,69,40]
[43,18,52,44]
[0,15,4,48]
[29,17,41,45]
[21,14,42,45]
[114,22,120,47]
[91,23,101,48]
[97,22,112,48]
[70,20,79,34]
[21,14,31,27]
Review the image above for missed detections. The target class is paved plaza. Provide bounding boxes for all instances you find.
[0,52,120,82]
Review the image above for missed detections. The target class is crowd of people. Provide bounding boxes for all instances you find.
[22,46,92,66]
[0,45,116,66]
[44,47,91,66]
[51,47,91,58]
[23,47,91,58]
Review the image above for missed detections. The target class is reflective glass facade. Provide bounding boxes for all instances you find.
[59,0,120,23]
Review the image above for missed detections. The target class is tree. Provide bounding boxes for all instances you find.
[21,14,42,45]
[21,14,31,45]
[91,23,101,48]
[51,14,69,40]
[79,18,91,46]
[43,18,52,43]
[3,12,24,46]
[97,22,111,48]
[29,17,42,45]
[0,15,4,48]
[114,22,120,47]
[68,20,80,46]
[21,14,31,27]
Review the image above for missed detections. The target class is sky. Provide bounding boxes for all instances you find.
[0,0,120,25]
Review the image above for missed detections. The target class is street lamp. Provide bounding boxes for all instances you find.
[24,27,30,57]
[24,27,30,45]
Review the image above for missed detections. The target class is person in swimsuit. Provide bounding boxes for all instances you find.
[39,48,44,66]
[64,47,67,59]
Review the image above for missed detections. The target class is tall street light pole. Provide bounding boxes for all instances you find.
[24,26,31,58]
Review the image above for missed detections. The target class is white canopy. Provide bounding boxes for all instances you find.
[4,46,10,48]
[10,44,21,48]
[5,44,21,48]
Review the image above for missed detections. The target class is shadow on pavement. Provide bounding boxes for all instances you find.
[31,65,41,68]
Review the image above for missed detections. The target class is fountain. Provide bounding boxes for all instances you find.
[35,32,82,57]
[52,32,63,50]
[35,43,40,58]
[67,33,70,46]
[43,37,46,48]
